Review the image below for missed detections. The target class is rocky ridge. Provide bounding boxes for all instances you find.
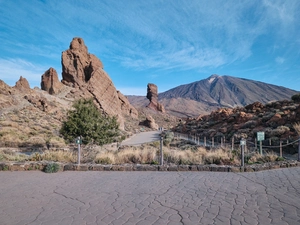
[0,37,176,149]
[173,99,300,151]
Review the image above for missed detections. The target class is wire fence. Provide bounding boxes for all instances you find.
[174,132,300,159]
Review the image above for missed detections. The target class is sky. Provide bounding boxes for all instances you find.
[0,0,300,95]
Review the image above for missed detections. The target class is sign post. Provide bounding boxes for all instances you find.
[240,139,246,168]
[76,136,82,165]
[257,132,265,155]
[160,136,163,166]
[298,137,300,162]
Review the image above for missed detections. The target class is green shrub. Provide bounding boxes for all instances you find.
[44,163,60,173]
[60,99,119,146]
[276,156,285,161]
[291,93,300,102]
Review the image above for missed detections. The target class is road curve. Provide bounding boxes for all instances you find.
[121,131,161,146]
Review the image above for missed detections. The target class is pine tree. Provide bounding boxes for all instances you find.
[60,99,119,145]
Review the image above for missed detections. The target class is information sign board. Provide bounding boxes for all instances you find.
[257,132,265,141]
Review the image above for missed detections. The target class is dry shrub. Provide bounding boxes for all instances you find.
[115,148,156,164]
[248,152,278,164]
[293,122,300,136]
[30,150,76,163]
[0,150,28,162]
[163,148,204,164]
[95,152,116,164]
[47,137,66,148]
[204,149,233,165]
[271,126,290,136]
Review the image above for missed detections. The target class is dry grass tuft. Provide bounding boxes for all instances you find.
[293,122,300,136]
[29,150,76,163]
[247,152,279,164]
[0,150,28,162]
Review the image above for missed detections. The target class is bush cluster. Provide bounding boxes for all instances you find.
[60,99,119,145]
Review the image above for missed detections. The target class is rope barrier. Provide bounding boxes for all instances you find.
[247,138,300,148]
[174,132,299,149]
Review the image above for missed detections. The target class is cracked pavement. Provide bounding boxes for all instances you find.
[0,168,299,225]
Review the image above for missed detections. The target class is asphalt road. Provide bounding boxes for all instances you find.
[121,131,161,146]
[0,168,300,225]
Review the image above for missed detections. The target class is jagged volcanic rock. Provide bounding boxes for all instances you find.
[14,76,30,92]
[146,83,165,113]
[41,68,63,95]
[61,37,137,129]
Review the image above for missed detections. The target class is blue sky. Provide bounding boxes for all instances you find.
[0,0,299,95]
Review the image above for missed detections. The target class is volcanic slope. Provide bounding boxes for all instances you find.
[128,74,298,118]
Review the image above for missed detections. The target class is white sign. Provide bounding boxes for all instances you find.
[257,132,265,141]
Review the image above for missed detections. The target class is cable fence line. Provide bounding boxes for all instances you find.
[248,138,300,148]
[174,132,300,159]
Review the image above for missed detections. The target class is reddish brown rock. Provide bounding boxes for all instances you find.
[24,95,49,112]
[61,37,138,129]
[117,91,138,118]
[245,102,264,111]
[146,83,165,113]
[41,68,63,95]
[140,115,159,129]
[14,76,30,92]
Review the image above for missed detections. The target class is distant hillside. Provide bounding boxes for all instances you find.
[128,75,298,117]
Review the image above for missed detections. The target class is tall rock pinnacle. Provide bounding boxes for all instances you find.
[146,83,165,113]
[61,37,138,129]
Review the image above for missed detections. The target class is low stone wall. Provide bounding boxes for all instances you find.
[0,160,299,172]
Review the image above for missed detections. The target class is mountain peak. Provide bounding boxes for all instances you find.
[207,74,220,83]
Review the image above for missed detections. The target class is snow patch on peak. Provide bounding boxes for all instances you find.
[208,74,219,83]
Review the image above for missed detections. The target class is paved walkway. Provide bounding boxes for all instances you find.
[121,131,161,146]
[0,168,300,225]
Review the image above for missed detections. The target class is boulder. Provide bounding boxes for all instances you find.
[41,68,63,95]
[140,115,159,129]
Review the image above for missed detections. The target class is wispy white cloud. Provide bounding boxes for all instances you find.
[0,58,45,87]
[0,0,299,87]
[116,87,146,96]
[275,57,285,64]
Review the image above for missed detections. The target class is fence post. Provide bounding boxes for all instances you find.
[204,137,206,147]
[269,139,271,146]
[221,137,223,147]
[259,140,263,155]
[240,139,245,168]
[212,137,214,147]
[231,137,234,151]
[160,136,163,166]
[280,141,282,158]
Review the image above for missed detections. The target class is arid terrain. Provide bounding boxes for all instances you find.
[0,37,299,154]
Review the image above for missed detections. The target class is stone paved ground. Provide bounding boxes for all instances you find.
[0,168,299,225]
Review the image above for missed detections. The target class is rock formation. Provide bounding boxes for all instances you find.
[146,83,165,113]
[61,37,138,129]
[41,68,63,95]
[14,76,31,92]
[173,100,300,147]
[140,115,159,129]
